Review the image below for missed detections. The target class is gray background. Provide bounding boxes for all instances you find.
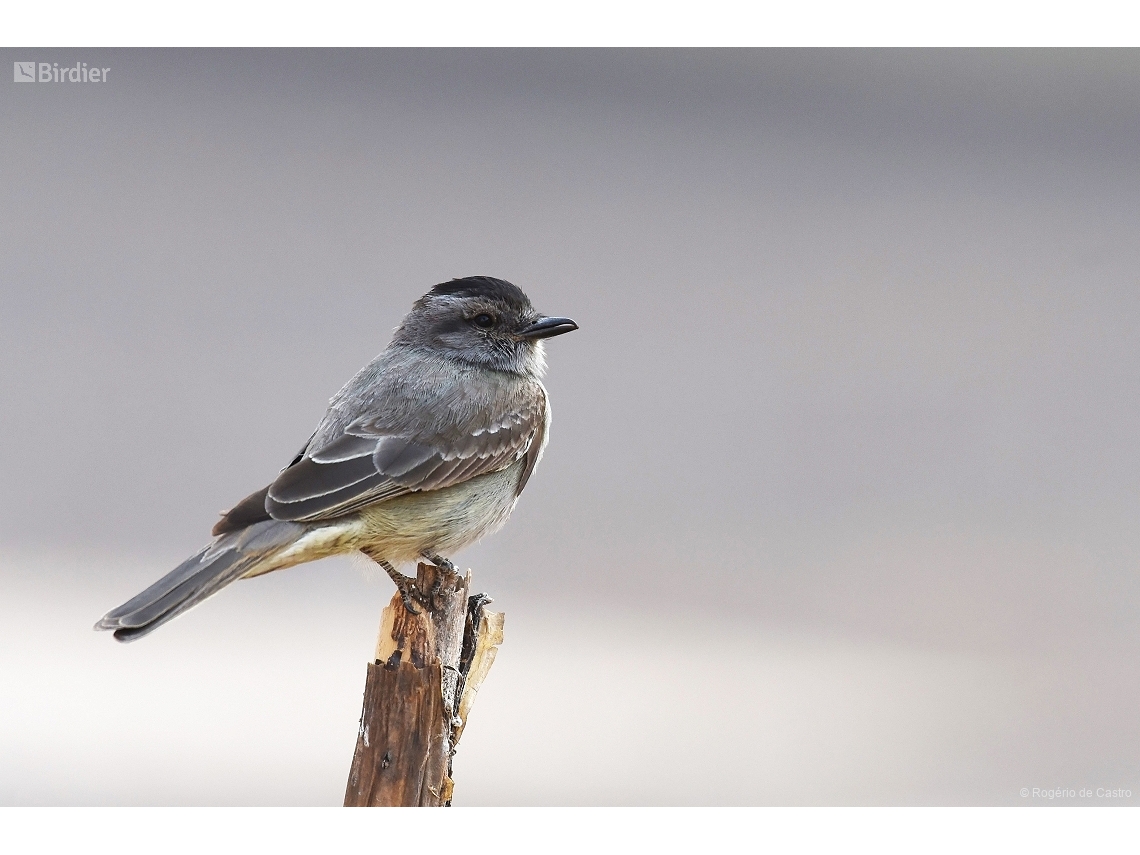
[1,48,1138,805]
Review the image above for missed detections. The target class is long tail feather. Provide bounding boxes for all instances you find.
[95,520,305,642]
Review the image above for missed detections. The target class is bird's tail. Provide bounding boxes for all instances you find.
[94,519,306,643]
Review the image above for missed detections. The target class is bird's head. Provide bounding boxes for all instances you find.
[394,276,578,376]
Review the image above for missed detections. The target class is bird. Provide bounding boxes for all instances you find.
[95,276,577,642]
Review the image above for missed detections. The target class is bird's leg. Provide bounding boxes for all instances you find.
[385,562,425,615]
[423,552,459,573]
[363,549,425,614]
[421,552,459,610]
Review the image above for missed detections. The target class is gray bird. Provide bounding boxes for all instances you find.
[95,276,577,642]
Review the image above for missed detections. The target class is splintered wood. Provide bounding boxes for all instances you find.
[343,562,504,807]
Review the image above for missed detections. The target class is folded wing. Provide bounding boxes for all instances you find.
[262,394,545,524]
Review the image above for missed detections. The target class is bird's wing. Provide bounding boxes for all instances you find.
[262,389,547,524]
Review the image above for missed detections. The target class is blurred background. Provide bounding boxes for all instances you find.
[1,48,1138,805]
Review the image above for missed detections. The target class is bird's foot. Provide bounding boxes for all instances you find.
[423,552,459,574]
[367,554,429,615]
[391,572,429,615]
[424,573,446,611]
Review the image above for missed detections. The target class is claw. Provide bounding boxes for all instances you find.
[426,574,445,610]
[388,569,427,615]
[424,552,459,574]
[396,583,423,615]
[363,551,428,615]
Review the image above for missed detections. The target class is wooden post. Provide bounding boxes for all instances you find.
[343,562,504,806]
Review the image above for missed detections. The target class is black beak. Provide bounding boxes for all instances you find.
[519,316,579,340]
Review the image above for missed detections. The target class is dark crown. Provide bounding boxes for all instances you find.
[429,276,532,309]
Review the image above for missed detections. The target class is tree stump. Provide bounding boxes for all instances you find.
[343,562,504,806]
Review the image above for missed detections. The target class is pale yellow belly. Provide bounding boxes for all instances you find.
[248,459,525,577]
[354,459,524,564]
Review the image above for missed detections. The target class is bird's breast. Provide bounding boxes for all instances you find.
[354,459,525,564]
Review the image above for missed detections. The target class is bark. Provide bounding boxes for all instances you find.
[344,562,503,806]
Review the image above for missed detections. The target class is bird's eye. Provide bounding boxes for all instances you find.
[471,313,496,329]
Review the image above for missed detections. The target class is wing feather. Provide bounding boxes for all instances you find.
[261,387,547,524]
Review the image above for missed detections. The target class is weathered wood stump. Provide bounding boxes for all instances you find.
[343,562,504,806]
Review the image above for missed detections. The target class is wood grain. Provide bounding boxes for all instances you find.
[344,562,503,806]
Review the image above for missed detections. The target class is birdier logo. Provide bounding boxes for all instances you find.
[13,61,110,83]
